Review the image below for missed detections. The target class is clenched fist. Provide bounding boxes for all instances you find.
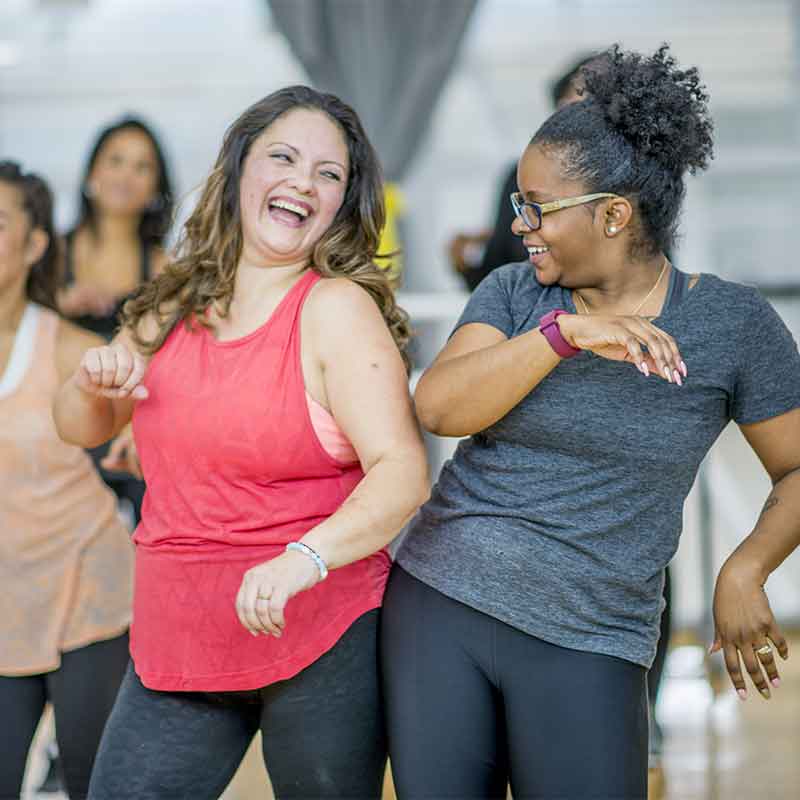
[74,342,149,400]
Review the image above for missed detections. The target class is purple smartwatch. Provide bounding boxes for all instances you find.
[538,309,581,359]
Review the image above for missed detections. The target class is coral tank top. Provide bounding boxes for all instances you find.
[131,270,390,691]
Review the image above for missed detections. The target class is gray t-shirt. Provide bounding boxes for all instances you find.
[397,263,800,667]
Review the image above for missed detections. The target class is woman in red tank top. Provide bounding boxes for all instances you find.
[55,86,428,799]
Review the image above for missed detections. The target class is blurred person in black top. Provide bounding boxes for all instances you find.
[57,115,174,525]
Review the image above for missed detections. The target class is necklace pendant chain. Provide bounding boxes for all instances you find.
[576,257,669,316]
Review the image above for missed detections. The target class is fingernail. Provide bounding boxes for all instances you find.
[642,362,650,377]
[771,677,781,688]
[673,369,683,387]
[737,689,747,701]
[680,360,688,377]
[663,366,672,382]
[760,687,771,699]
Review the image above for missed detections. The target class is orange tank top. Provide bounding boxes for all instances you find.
[0,305,133,675]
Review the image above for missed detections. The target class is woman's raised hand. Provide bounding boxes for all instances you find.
[557,314,687,384]
[58,283,117,317]
[74,342,148,400]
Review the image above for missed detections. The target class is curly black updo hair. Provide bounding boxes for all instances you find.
[532,44,714,257]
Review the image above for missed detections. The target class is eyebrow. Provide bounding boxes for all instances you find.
[522,189,555,202]
[265,141,347,171]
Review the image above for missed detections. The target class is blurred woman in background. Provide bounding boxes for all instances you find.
[0,161,133,800]
[58,116,174,520]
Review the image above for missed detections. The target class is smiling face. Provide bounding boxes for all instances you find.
[238,108,349,268]
[87,127,160,216]
[513,143,613,288]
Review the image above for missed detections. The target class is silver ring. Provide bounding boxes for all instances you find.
[755,644,773,657]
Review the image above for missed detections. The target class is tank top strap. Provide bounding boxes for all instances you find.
[31,306,60,395]
[269,269,322,341]
[0,305,59,401]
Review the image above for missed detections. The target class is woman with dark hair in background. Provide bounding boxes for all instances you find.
[0,162,133,800]
[384,45,800,799]
[58,116,174,520]
[55,85,428,799]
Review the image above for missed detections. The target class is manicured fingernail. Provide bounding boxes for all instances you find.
[680,360,687,377]
[641,362,650,377]
[673,369,683,386]
[771,677,781,688]
[760,687,771,699]
[737,689,747,701]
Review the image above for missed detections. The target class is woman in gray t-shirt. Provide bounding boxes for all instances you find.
[382,45,800,799]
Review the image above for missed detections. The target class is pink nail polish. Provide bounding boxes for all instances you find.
[673,370,683,387]
[642,363,650,377]
[737,689,747,701]
[771,677,781,688]
[680,360,688,377]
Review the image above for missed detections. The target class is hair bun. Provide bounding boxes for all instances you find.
[583,44,713,175]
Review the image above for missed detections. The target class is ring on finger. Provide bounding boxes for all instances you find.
[755,644,773,657]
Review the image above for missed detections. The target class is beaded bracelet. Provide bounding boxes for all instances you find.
[285,541,329,581]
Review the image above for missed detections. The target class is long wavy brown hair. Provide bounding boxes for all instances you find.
[122,85,410,368]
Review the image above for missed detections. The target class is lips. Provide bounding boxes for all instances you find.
[524,240,551,267]
[267,195,314,228]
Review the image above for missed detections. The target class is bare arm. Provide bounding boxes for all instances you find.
[53,323,150,448]
[235,279,429,637]
[415,313,685,438]
[710,407,800,699]
[299,279,429,568]
[414,322,560,437]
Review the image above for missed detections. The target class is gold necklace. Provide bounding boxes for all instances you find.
[575,258,669,316]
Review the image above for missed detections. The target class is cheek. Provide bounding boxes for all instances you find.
[316,185,346,225]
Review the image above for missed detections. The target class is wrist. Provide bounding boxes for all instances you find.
[554,313,580,349]
[538,310,581,358]
[286,541,328,581]
[721,550,769,587]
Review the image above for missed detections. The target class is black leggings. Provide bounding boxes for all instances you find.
[88,609,386,800]
[0,632,130,800]
[382,566,648,800]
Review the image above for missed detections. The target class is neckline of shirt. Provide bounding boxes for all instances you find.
[0,303,39,399]
[202,269,315,348]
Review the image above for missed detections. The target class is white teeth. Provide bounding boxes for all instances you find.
[527,246,550,255]
[270,199,309,218]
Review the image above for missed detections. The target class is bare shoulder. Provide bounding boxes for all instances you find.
[307,275,378,314]
[54,317,105,383]
[305,275,387,331]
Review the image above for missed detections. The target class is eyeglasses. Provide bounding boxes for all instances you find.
[509,191,619,231]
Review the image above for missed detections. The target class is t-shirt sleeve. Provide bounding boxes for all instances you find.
[731,290,800,424]
[452,266,514,339]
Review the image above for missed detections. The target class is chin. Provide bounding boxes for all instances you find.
[531,264,559,286]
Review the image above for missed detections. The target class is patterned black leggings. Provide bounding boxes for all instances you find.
[88,610,385,800]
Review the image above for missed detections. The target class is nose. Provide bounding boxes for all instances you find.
[511,215,531,236]
[287,166,314,195]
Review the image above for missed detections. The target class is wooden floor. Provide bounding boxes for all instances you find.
[23,634,800,800]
